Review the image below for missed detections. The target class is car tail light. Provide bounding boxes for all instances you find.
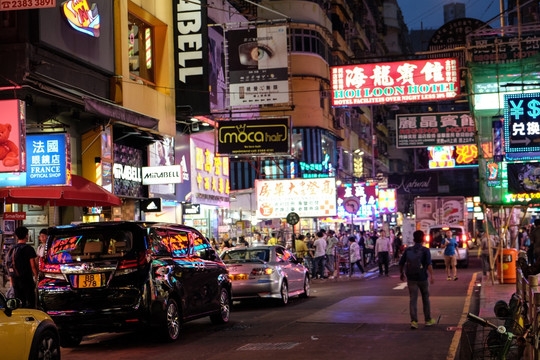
[251,268,273,276]
[41,263,64,280]
[461,234,467,248]
[424,234,431,248]
[117,251,147,275]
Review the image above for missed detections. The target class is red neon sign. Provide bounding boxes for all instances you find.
[331,58,459,106]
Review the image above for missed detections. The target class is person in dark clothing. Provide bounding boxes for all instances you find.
[399,230,436,329]
[9,226,38,308]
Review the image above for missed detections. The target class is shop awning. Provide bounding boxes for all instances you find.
[83,97,159,130]
[0,175,122,207]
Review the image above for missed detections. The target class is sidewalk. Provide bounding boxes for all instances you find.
[478,274,516,318]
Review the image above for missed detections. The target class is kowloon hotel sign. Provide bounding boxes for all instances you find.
[331,58,459,106]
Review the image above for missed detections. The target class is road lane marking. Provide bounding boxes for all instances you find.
[446,271,479,360]
[393,282,407,290]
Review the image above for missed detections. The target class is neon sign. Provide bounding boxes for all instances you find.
[331,58,459,106]
[62,0,100,37]
[427,145,478,169]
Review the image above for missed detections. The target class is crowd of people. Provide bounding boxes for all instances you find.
[214,227,405,279]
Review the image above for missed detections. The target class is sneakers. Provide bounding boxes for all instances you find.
[425,318,437,326]
[410,321,418,329]
[453,276,458,281]
[447,276,452,281]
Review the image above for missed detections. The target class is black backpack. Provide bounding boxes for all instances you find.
[5,243,24,278]
[405,246,425,278]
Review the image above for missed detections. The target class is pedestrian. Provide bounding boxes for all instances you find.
[313,231,327,279]
[267,232,278,245]
[375,229,392,276]
[442,229,459,281]
[364,233,375,265]
[348,236,365,277]
[252,232,264,246]
[7,226,38,308]
[399,230,436,329]
[324,230,339,279]
[531,219,540,266]
[36,228,48,268]
[479,229,496,276]
[295,234,309,261]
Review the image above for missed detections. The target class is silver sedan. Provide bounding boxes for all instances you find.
[221,245,310,305]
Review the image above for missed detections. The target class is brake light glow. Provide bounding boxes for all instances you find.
[41,263,61,274]
[251,268,273,276]
[462,234,467,248]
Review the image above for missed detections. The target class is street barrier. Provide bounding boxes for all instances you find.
[515,268,539,359]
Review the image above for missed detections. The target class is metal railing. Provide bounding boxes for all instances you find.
[515,268,540,359]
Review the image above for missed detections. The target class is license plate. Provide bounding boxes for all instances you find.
[437,251,443,256]
[78,274,102,288]
[231,274,248,281]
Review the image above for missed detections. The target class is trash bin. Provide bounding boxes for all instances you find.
[497,248,518,284]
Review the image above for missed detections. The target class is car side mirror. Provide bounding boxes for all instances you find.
[4,298,21,317]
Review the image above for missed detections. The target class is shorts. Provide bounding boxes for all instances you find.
[444,255,457,267]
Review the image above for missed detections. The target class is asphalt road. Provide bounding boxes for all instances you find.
[61,257,483,360]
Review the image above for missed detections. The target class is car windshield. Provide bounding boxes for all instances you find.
[221,249,270,263]
[47,230,133,264]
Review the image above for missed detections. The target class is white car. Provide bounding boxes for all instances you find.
[425,225,469,268]
[221,245,310,305]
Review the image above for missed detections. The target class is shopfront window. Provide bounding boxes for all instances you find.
[128,13,155,84]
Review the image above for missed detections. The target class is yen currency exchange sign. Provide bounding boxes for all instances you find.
[504,93,540,154]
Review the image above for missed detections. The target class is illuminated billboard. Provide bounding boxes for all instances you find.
[504,93,540,158]
[331,58,459,106]
[396,112,475,148]
[255,178,336,219]
[0,99,26,173]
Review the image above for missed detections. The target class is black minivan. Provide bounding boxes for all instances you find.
[38,221,231,346]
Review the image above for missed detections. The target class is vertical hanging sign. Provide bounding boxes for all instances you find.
[173,0,209,115]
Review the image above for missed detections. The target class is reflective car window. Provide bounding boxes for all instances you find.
[192,232,216,261]
[148,228,170,256]
[168,230,191,258]
[47,231,134,264]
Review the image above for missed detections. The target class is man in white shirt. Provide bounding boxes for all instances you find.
[375,230,393,276]
[313,231,327,279]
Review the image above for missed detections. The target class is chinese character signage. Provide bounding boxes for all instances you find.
[27,134,69,186]
[504,93,540,154]
[0,99,26,173]
[336,183,377,219]
[226,25,290,107]
[217,117,291,156]
[191,131,229,206]
[422,145,478,169]
[331,58,459,106]
[256,178,336,219]
[378,188,396,214]
[396,112,475,148]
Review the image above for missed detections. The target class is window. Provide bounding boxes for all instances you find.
[291,28,330,63]
[192,232,215,261]
[128,13,155,84]
[149,228,170,256]
[168,230,191,258]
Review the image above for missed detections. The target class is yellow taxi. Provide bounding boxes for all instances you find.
[0,290,60,360]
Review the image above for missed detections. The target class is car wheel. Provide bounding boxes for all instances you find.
[210,288,231,324]
[30,327,61,360]
[299,275,310,298]
[277,281,289,306]
[59,332,82,348]
[162,298,181,342]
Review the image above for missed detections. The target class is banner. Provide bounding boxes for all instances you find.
[216,117,291,156]
[396,112,475,148]
[255,178,336,218]
[226,25,290,107]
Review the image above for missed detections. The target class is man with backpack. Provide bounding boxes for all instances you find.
[399,230,436,329]
[6,226,38,308]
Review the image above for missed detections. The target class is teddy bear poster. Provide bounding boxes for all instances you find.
[0,99,24,172]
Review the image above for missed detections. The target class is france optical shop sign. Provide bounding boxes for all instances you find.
[255,178,336,219]
[27,134,69,186]
[331,58,459,106]
[504,93,540,154]
[216,117,291,156]
[396,112,475,148]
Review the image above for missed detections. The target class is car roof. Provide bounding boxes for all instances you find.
[47,221,203,235]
